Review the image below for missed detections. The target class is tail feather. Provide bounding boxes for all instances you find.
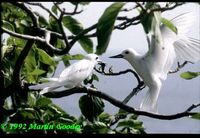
[29,81,64,94]
[40,86,60,95]
[140,86,160,113]
[29,81,55,90]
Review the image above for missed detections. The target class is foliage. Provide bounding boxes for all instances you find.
[180,71,200,80]
[96,2,125,55]
[62,16,93,53]
[191,113,200,120]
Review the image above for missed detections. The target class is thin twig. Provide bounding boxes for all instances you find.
[70,24,97,46]
[120,4,139,12]
[26,2,58,20]
[169,61,191,74]
[53,2,83,15]
[186,103,200,112]
[2,27,63,53]
[2,27,45,42]
[150,2,185,13]
[135,2,146,12]
[94,67,141,85]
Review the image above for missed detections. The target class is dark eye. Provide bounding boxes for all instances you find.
[96,57,98,60]
[125,51,129,54]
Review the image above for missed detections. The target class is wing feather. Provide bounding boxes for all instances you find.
[160,12,200,77]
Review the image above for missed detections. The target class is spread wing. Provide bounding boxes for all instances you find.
[160,12,200,79]
[161,12,200,62]
[145,12,199,80]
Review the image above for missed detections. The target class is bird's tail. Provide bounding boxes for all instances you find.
[140,86,160,113]
[28,81,55,90]
[28,77,59,90]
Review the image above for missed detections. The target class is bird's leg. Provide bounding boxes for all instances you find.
[146,34,151,50]
[122,81,145,104]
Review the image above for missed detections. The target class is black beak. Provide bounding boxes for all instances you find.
[98,61,106,66]
[109,54,124,58]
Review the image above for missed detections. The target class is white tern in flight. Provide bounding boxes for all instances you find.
[110,12,200,113]
[29,54,102,94]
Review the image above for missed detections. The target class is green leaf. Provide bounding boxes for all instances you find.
[38,14,49,27]
[2,20,15,31]
[180,71,200,80]
[62,54,84,61]
[62,54,84,67]
[83,74,99,85]
[48,16,61,33]
[37,48,56,66]
[140,3,161,34]
[34,11,48,27]
[51,5,58,15]
[62,16,93,53]
[14,21,30,34]
[99,113,113,124]
[20,20,30,27]
[161,17,177,34]
[7,37,26,47]
[25,49,36,72]
[28,69,46,76]
[129,114,138,120]
[79,2,90,5]
[71,2,90,5]
[63,16,83,34]
[96,2,125,55]
[79,95,104,122]
[55,38,65,49]
[36,97,52,108]
[92,74,99,82]
[82,121,114,134]
[17,108,40,120]
[78,37,93,53]
[116,119,143,128]
[191,113,200,120]
[1,45,13,59]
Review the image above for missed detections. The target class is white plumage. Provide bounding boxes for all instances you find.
[29,54,102,94]
[110,12,200,113]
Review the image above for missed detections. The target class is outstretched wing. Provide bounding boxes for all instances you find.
[160,12,200,79]
[161,12,200,62]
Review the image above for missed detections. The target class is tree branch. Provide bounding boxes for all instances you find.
[26,2,58,20]
[94,67,141,85]
[150,2,185,13]
[120,4,139,12]
[12,2,39,27]
[57,10,71,53]
[115,15,141,30]
[94,64,145,104]
[53,2,83,15]
[1,27,64,53]
[169,61,191,74]
[69,24,97,46]
[42,87,199,120]
[2,27,45,42]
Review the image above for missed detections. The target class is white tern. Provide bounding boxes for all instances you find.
[29,54,102,94]
[110,12,200,113]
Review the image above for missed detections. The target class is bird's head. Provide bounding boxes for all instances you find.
[109,48,139,62]
[85,54,103,65]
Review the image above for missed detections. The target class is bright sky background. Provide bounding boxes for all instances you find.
[17,2,200,133]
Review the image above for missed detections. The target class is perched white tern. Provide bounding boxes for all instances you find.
[29,54,102,94]
[110,12,200,113]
